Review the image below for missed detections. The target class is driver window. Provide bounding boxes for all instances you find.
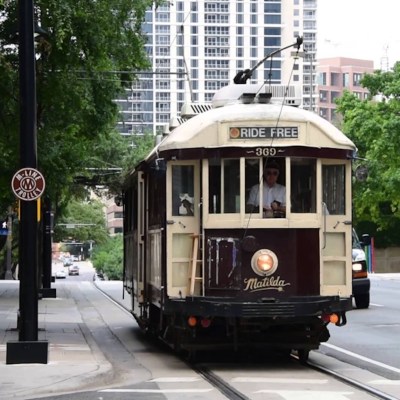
[245,157,286,217]
[291,158,316,213]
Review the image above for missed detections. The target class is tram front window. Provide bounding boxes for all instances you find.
[291,158,316,213]
[245,158,286,217]
[209,159,240,214]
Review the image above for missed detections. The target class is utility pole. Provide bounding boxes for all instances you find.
[6,0,48,364]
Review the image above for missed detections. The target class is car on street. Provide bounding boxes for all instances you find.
[62,257,73,266]
[55,269,67,279]
[68,265,80,276]
[352,229,371,309]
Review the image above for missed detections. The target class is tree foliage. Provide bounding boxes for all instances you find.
[91,234,123,280]
[54,198,108,245]
[0,0,159,219]
[336,62,400,246]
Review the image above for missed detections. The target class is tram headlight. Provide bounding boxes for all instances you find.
[257,254,274,272]
[251,249,278,276]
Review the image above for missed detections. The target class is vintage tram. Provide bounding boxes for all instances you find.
[123,82,356,361]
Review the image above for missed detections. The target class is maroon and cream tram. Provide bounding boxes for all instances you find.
[123,82,356,361]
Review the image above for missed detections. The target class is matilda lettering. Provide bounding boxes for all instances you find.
[243,276,291,292]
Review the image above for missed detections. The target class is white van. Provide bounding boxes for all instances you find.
[352,229,371,309]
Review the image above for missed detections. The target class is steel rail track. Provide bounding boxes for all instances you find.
[192,364,251,400]
[302,355,399,400]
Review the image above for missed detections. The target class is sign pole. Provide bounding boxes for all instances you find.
[6,0,48,364]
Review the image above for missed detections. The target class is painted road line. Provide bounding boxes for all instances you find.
[322,342,400,374]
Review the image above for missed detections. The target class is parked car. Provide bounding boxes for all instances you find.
[55,269,67,279]
[352,229,371,309]
[68,265,80,276]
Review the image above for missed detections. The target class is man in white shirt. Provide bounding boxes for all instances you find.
[247,161,286,217]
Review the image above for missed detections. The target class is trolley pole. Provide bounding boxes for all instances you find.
[6,0,48,364]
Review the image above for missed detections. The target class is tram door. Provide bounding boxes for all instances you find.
[320,160,353,297]
[166,161,200,298]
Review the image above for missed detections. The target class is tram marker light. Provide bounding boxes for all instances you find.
[321,313,330,323]
[200,318,211,328]
[188,316,197,327]
[330,314,339,324]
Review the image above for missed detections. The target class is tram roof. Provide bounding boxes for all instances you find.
[146,85,356,161]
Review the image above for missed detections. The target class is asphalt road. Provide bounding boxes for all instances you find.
[321,274,400,379]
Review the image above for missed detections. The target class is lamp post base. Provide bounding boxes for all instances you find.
[6,340,48,364]
[39,288,57,298]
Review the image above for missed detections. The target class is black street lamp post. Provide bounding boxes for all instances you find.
[6,0,48,364]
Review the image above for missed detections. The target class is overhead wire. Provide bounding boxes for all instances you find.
[242,39,303,235]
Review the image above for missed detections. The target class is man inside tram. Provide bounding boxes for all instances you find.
[246,160,286,217]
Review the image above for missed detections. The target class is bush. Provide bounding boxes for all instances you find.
[91,235,123,280]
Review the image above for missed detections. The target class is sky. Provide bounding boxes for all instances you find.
[317,0,400,69]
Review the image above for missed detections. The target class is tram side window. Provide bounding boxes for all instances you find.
[209,159,240,214]
[322,165,345,215]
[172,165,195,216]
[291,158,316,213]
[148,172,166,225]
[124,186,135,233]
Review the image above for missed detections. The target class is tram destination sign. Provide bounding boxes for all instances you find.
[229,126,298,139]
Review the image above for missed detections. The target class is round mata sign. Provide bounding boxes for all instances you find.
[12,168,46,201]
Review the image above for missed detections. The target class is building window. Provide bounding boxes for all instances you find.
[265,27,281,36]
[331,91,340,103]
[343,73,349,87]
[319,90,328,103]
[264,3,281,13]
[318,72,327,85]
[264,15,281,24]
[330,73,340,86]
[353,72,363,86]
[319,108,328,119]
[264,37,280,46]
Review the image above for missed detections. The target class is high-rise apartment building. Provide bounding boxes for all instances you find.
[115,0,317,138]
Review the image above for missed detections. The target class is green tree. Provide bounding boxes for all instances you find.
[0,0,160,218]
[54,198,108,245]
[336,62,400,246]
[91,234,123,280]
[121,132,156,178]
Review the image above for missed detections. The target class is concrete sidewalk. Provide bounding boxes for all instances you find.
[0,280,116,400]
